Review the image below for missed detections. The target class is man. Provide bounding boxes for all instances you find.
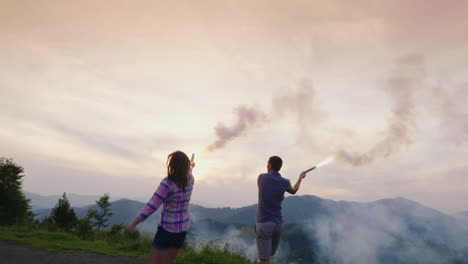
[256,156,305,264]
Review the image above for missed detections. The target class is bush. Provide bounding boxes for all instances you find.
[108,224,124,237]
[75,217,94,240]
[127,229,141,241]
[38,216,57,232]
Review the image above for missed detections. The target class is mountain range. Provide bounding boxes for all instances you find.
[30,193,468,264]
[24,192,218,211]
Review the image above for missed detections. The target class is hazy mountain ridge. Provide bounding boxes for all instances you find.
[31,194,468,263]
[32,194,468,234]
[455,210,468,218]
[24,192,120,210]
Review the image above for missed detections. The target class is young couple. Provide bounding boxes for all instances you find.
[125,151,305,264]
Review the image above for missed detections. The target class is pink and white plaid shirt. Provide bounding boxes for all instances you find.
[138,173,194,233]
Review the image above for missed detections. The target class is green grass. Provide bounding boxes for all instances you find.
[0,226,258,264]
[0,225,150,258]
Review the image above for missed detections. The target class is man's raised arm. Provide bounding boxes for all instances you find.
[286,172,306,194]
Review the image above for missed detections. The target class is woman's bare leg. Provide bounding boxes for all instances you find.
[166,248,180,263]
[148,247,165,264]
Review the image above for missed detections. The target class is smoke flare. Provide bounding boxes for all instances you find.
[316,156,335,168]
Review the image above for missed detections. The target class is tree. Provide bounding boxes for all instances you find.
[75,216,94,239]
[0,158,32,225]
[50,192,77,231]
[88,193,113,231]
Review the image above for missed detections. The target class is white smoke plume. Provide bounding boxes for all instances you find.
[304,198,468,264]
[187,220,257,259]
[187,221,290,262]
[337,55,425,166]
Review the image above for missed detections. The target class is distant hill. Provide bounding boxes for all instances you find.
[455,210,468,219]
[24,192,123,210]
[454,211,468,231]
[25,192,220,210]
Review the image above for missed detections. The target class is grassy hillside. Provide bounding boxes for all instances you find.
[0,226,258,264]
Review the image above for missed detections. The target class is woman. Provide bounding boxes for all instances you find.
[125,151,195,264]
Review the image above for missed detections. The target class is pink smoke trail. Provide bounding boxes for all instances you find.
[204,105,268,152]
[204,79,321,152]
[337,55,424,166]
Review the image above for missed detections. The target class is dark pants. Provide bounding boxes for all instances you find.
[256,222,283,260]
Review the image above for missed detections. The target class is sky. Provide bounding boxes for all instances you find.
[1,0,467,213]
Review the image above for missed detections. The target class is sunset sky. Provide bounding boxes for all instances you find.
[1,0,467,213]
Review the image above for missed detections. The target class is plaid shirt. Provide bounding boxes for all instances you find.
[138,173,194,233]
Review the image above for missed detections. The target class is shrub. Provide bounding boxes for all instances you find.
[127,229,141,241]
[75,217,94,240]
[108,223,125,237]
[38,216,57,232]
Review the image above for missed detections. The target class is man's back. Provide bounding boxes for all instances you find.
[256,172,292,224]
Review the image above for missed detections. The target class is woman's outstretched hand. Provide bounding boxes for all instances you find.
[124,223,136,234]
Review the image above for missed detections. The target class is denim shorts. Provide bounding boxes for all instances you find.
[152,226,187,250]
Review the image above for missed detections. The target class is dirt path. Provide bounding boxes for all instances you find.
[0,241,145,264]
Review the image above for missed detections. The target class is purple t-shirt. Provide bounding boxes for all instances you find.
[256,172,292,224]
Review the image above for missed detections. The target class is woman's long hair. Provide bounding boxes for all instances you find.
[167,151,190,188]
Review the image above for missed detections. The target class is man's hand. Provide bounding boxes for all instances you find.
[300,172,306,179]
[287,172,306,194]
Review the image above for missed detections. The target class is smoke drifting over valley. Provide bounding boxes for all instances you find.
[303,197,468,264]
